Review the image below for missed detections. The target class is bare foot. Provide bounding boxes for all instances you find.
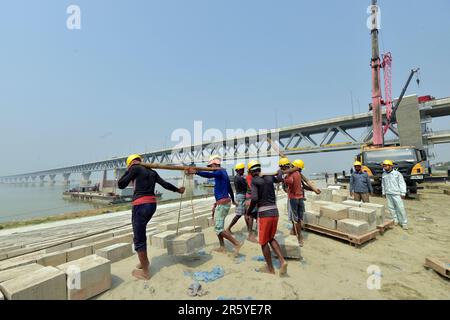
[233,243,243,257]
[256,266,275,275]
[132,269,150,280]
[279,262,288,276]
[247,233,258,243]
[213,247,226,253]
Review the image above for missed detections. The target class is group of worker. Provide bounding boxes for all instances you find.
[118,153,408,280]
[349,160,408,230]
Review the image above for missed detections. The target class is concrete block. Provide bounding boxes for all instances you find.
[45,242,72,254]
[0,263,44,283]
[0,254,7,261]
[337,219,369,235]
[310,200,334,212]
[146,230,160,246]
[152,231,177,249]
[348,207,377,230]
[0,245,23,255]
[332,194,348,203]
[304,211,320,225]
[167,233,205,255]
[318,216,337,230]
[0,290,3,300]
[178,226,202,235]
[207,217,214,227]
[6,247,37,259]
[278,235,301,259]
[66,245,93,262]
[318,189,333,201]
[193,217,210,229]
[57,255,111,300]
[113,233,134,245]
[112,228,133,237]
[72,233,113,247]
[0,266,66,300]
[0,258,36,272]
[320,204,350,220]
[95,243,133,263]
[91,238,118,251]
[342,200,362,207]
[36,251,67,267]
[361,203,385,225]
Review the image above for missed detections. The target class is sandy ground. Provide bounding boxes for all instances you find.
[96,191,450,300]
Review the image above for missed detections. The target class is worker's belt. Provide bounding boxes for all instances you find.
[257,205,277,213]
[215,198,231,205]
[132,196,157,206]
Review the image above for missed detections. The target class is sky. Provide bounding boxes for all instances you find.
[0,0,449,177]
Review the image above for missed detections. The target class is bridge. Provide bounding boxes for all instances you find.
[1,94,449,184]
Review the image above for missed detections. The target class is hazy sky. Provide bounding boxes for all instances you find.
[0,0,449,177]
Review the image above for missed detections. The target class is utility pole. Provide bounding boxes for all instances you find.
[370,0,383,146]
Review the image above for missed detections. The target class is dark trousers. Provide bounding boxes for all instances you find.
[132,203,157,252]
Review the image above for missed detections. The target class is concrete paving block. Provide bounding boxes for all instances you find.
[332,194,348,203]
[361,203,385,225]
[178,226,202,235]
[91,238,118,251]
[0,266,66,300]
[0,258,36,272]
[45,242,72,254]
[72,233,113,247]
[304,211,320,225]
[193,217,209,229]
[320,204,350,220]
[318,216,337,230]
[112,228,133,237]
[66,245,93,262]
[95,243,133,263]
[337,219,369,235]
[0,263,44,283]
[318,189,333,201]
[278,235,301,259]
[36,251,67,267]
[349,207,377,230]
[57,255,111,300]
[146,230,160,246]
[0,245,23,255]
[310,200,334,212]
[152,231,177,249]
[342,200,362,207]
[113,233,134,245]
[6,247,37,259]
[167,233,205,255]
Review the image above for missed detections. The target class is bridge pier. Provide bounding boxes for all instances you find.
[397,94,423,148]
[62,173,71,186]
[80,171,92,187]
[49,174,56,185]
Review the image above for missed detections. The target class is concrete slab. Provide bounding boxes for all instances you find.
[0,266,66,300]
[0,258,36,272]
[361,203,385,225]
[332,194,348,203]
[57,255,111,300]
[95,243,133,263]
[113,233,134,245]
[342,200,363,208]
[66,245,93,262]
[318,216,337,230]
[310,200,334,212]
[45,242,72,254]
[278,235,301,259]
[91,238,118,251]
[349,207,377,230]
[167,233,205,255]
[6,247,37,259]
[304,211,320,225]
[337,219,369,235]
[72,233,113,247]
[152,231,177,249]
[36,251,67,267]
[0,263,44,283]
[320,204,350,220]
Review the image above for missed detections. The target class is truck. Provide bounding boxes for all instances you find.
[354,145,429,197]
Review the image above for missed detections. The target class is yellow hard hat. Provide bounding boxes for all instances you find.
[353,161,362,166]
[235,163,245,170]
[292,159,305,169]
[248,160,261,171]
[382,159,394,166]
[126,154,143,168]
[278,158,291,167]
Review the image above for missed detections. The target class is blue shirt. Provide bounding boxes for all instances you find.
[349,171,373,193]
[196,169,234,202]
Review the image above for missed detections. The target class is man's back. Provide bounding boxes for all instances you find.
[251,175,277,208]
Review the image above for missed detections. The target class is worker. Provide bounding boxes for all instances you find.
[382,160,408,230]
[244,161,259,243]
[226,163,247,234]
[186,155,242,255]
[246,160,288,276]
[118,154,185,280]
[349,161,373,203]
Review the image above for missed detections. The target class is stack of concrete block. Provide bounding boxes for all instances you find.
[320,204,350,220]
[342,200,362,207]
[72,233,113,247]
[45,242,73,254]
[36,250,67,267]
[91,238,118,251]
[337,219,369,235]
[319,189,333,201]
[310,200,334,212]
[278,235,301,259]
[348,207,377,230]
[304,211,320,225]
[113,232,134,245]
[332,194,348,203]
[95,243,133,263]
[0,263,44,284]
[112,228,133,237]
[318,216,337,230]
[361,203,385,225]
[57,255,111,300]
[146,230,160,246]
[65,245,93,262]
[0,266,67,300]
[152,231,177,249]
[167,233,205,256]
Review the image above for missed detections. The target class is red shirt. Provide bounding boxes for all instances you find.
[284,171,304,199]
